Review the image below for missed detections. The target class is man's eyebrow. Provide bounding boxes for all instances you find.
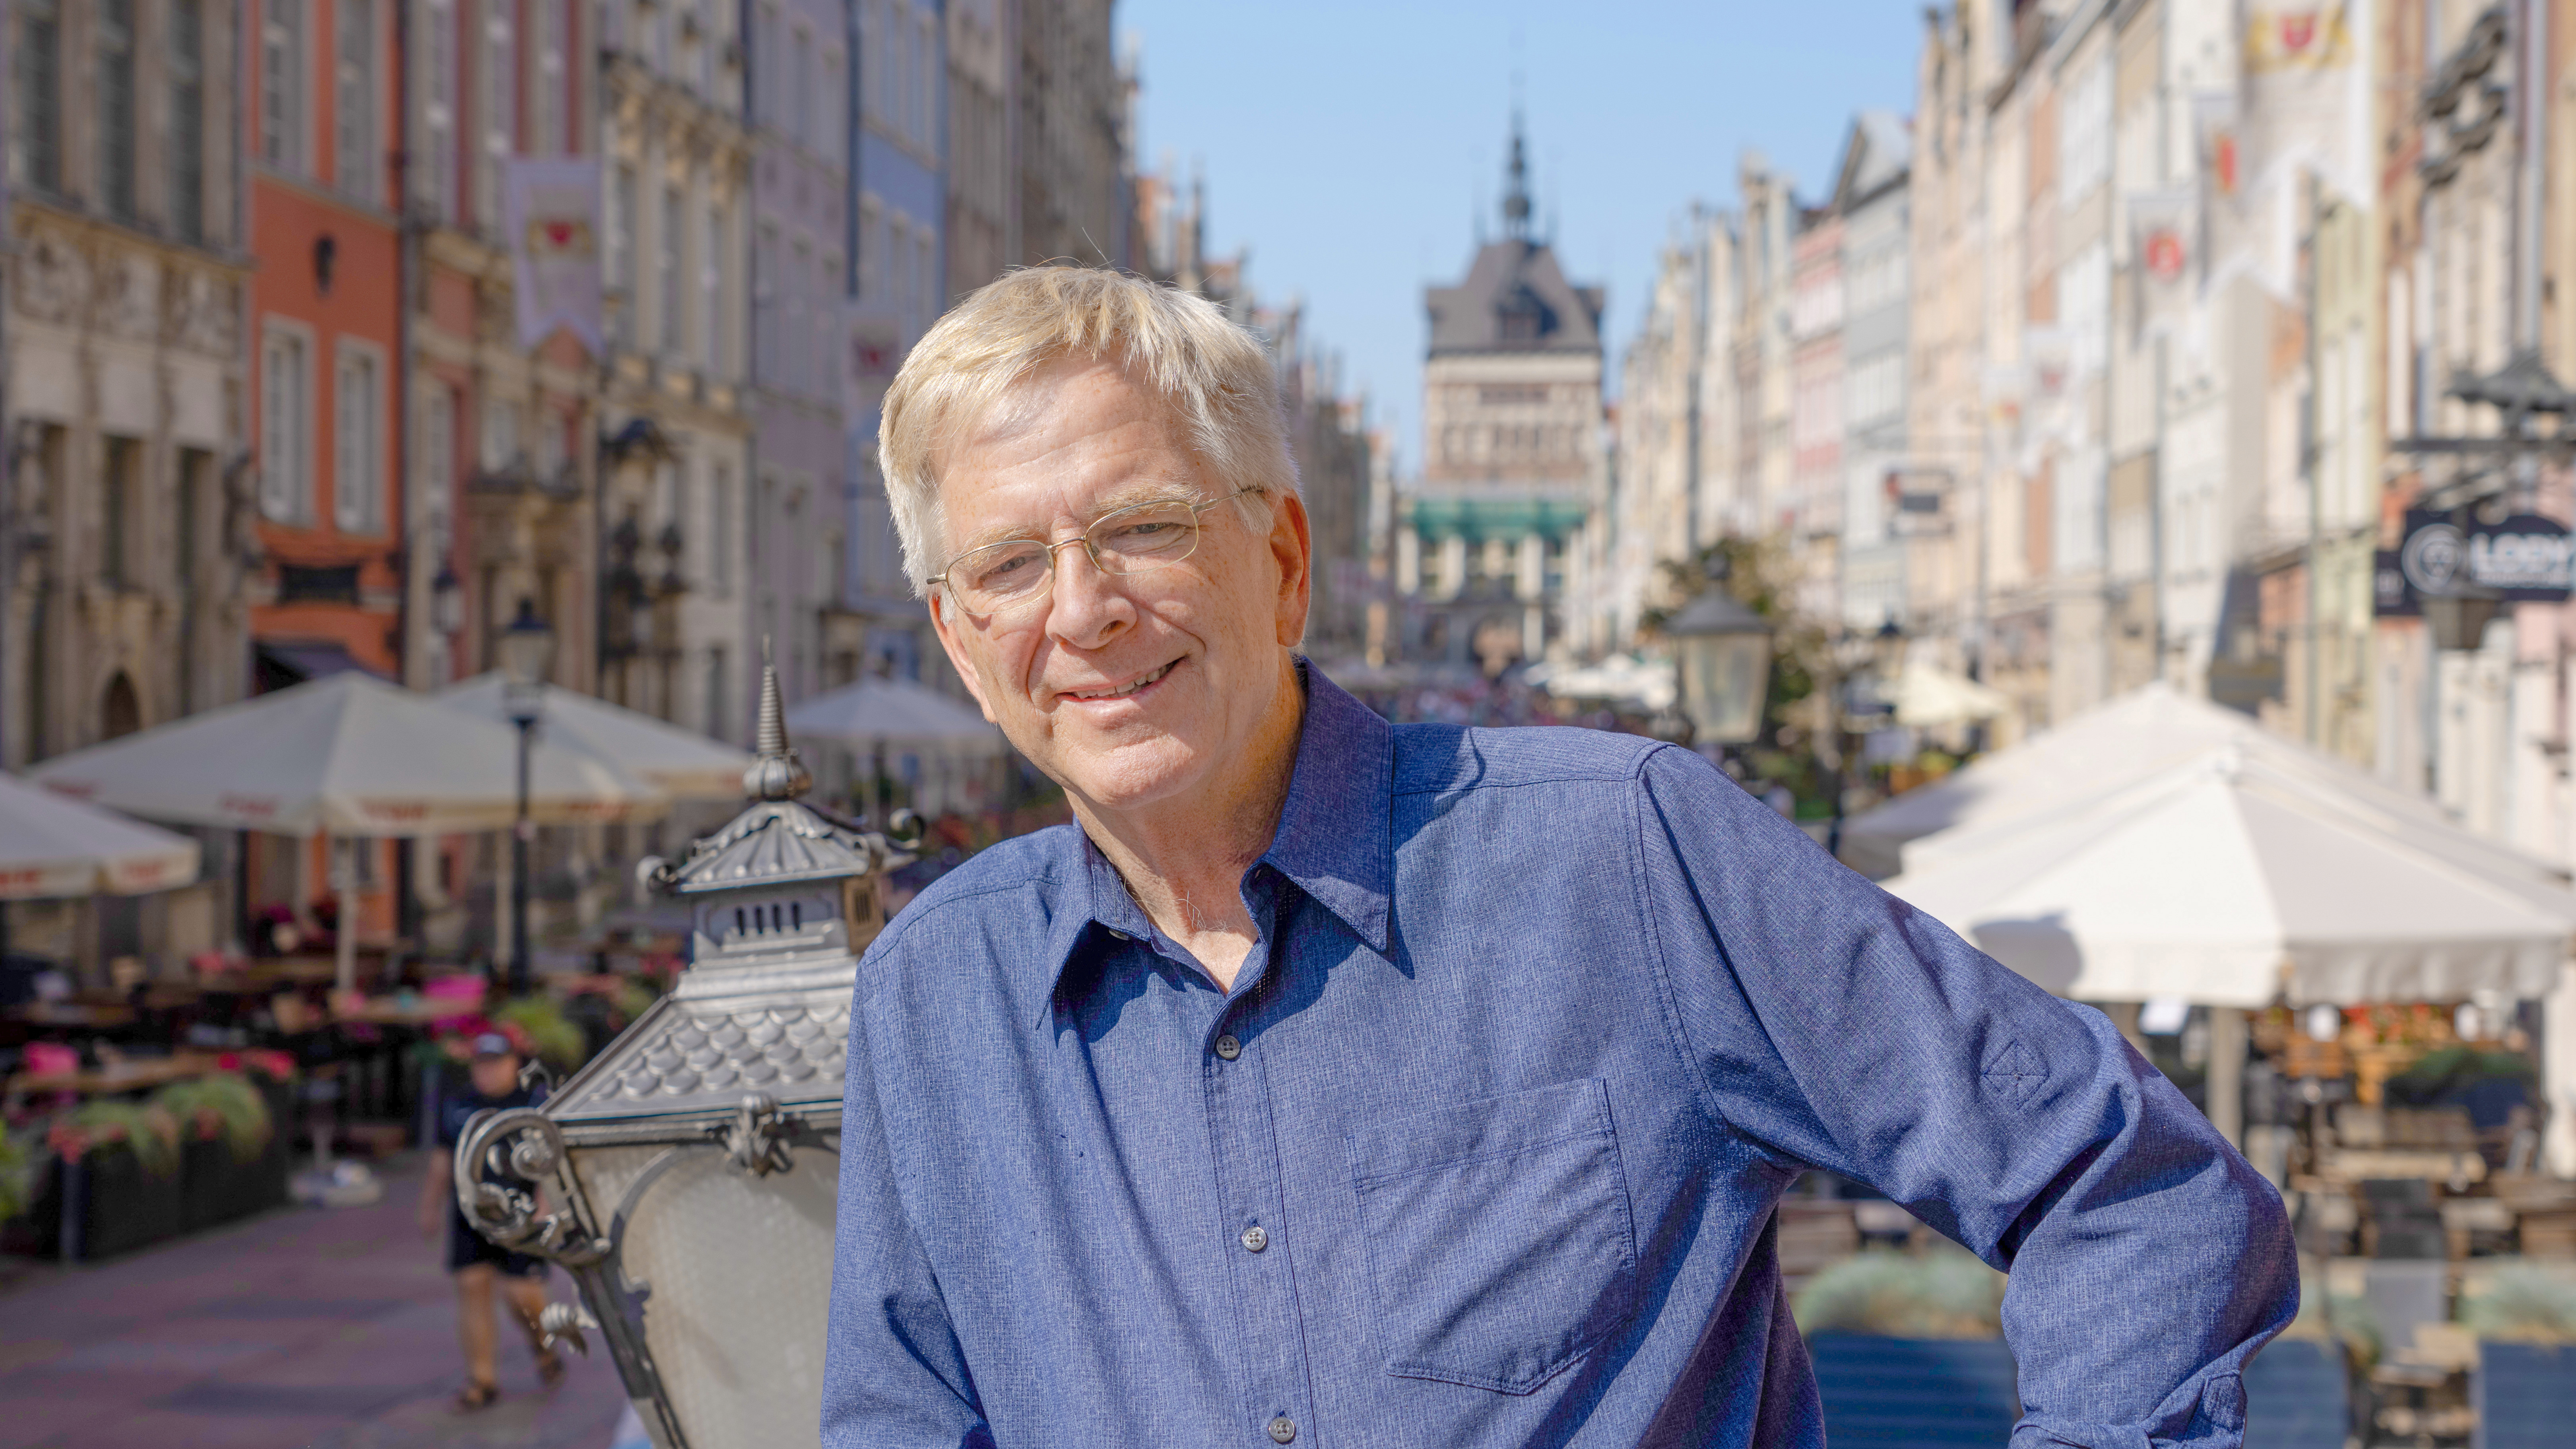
[949,484,1202,555]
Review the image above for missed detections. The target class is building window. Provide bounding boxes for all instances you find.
[858,195,881,303]
[101,438,141,587]
[785,236,811,391]
[712,465,734,595]
[422,386,456,536]
[613,163,639,289]
[334,347,382,533]
[336,0,376,200]
[483,396,519,471]
[755,222,779,382]
[539,0,570,154]
[705,646,731,740]
[169,1,205,241]
[791,25,813,150]
[661,184,685,357]
[424,0,458,217]
[481,3,516,224]
[824,50,845,166]
[262,330,312,523]
[915,10,935,148]
[99,0,138,221]
[262,0,305,170]
[14,0,61,194]
[704,202,725,374]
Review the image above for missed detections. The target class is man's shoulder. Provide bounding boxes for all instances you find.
[1390,720,1672,799]
[855,822,1083,992]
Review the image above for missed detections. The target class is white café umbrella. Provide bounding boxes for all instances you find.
[435,673,755,801]
[1839,681,2549,884]
[31,674,664,988]
[783,676,1007,754]
[0,772,199,900]
[1883,749,2576,1009]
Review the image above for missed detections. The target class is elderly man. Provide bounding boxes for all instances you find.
[823,268,2294,1449]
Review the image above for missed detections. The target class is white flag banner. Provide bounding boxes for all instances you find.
[506,158,604,353]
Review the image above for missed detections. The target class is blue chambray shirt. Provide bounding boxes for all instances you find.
[825,666,2297,1448]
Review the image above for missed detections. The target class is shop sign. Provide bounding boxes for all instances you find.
[2375,510,2576,615]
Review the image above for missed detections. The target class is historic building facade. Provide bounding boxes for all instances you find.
[4,0,255,965]
[1403,123,1600,671]
[745,0,848,708]
[597,0,752,743]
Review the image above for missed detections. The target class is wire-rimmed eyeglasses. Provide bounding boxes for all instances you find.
[929,488,1261,620]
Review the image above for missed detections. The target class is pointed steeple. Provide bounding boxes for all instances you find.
[1501,109,1533,241]
[741,638,813,802]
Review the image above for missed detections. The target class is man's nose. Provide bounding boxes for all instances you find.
[1045,541,1132,647]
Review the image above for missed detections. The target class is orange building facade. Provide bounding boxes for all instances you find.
[246,0,404,943]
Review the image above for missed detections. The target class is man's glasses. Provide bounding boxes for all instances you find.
[929,488,1261,620]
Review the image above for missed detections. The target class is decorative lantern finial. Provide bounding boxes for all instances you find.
[741,638,812,802]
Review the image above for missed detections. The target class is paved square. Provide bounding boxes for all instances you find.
[0,1155,630,1449]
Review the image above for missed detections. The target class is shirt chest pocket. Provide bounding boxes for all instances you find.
[1346,1077,1639,1395]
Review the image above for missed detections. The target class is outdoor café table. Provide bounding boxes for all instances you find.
[4,1001,139,1030]
[4,1049,223,1102]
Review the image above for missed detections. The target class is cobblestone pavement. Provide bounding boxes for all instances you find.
[0,1153,628,1449]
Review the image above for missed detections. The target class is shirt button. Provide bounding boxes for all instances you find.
[1106,928,1131,941]
[1213,1034,1241,1061]
[1267,1416,1297,1444]
[1240,1224,1268,1253]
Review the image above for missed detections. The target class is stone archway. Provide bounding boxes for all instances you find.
[100,671,141,741]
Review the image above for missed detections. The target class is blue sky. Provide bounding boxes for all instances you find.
[1118,0,1930,472]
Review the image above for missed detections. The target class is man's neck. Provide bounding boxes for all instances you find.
[1073,658,1305,991]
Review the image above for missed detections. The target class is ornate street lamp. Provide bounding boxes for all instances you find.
[1665,576,1774,747]
[454,660,913,1449]
[497,599,556,996]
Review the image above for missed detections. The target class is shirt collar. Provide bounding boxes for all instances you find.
[1039,661,1395,1024]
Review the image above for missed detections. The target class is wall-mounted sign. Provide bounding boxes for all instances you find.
[2375,509,2576,615]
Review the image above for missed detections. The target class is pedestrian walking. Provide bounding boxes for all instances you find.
[421,1030,564,1412]
[818,266,2298,1448]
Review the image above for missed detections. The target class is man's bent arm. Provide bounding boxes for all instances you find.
[822,985,995,1449]
[1635,749,2298,1449]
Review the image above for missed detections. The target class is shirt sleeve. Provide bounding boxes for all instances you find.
[1632,747,2298,1449]
[821,981,996,1449]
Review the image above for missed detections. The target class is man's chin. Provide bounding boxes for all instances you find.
[1054,738,1212,818]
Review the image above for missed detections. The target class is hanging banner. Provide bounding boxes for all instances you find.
[2374,510,2576,615]
[506,158,604,354]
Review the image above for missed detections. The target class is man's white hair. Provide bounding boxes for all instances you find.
[878,266,1298,597]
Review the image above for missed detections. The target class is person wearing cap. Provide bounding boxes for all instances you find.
[420,1030,563,1412]
[821,268,2295,1449]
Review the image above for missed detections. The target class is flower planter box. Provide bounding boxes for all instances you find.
[12,1077,295,1262]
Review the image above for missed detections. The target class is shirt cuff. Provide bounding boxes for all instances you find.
[2011,1370,2247,1449]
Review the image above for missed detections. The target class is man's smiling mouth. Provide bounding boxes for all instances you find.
[1059,660,1177,703]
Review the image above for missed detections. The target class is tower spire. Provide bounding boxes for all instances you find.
[1501,108,1532,241]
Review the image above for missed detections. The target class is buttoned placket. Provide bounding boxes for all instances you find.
[1193,871,1320,1449]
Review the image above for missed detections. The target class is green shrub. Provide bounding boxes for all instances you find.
[2459,1271,2576,1344]
[493,995,589,1070]
[0,1129,32,1224]
[47,1099,182,1177]
[1792,1247,2006,1340]
[152,1072,274,1162]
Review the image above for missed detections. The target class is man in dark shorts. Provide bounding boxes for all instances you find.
[419,1031,563,1412]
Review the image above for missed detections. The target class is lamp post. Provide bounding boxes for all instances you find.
[453,658,914,1449]
[1664,571,1775,747]
[497,599,556,997]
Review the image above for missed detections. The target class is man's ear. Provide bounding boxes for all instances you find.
[926,592,1003,724]
[1267,490,1313,648]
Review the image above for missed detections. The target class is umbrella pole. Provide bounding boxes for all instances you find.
[332,836,357,995]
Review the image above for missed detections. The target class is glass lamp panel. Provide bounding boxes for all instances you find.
[609,1144,840,1449]
[1682,634,1771,745]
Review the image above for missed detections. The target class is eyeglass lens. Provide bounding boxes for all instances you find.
[948,499,1210,613]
